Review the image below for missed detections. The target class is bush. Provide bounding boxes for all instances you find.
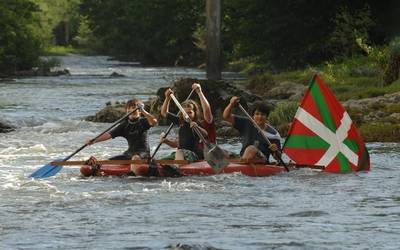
[360,123,400,142]
[246,72,276,95]
[268,101,299,137]
[383,37,400,85]
[0,0,42,74]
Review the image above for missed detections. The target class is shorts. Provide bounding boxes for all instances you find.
[181,149,199,162]
[160,150,199,162]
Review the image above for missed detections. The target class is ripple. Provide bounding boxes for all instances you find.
[208,202,272,208]
[167,243,221,250]
[288,210,329,217]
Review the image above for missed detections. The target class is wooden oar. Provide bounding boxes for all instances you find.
[149,88,195,161]
[29,107,140,179]
[51,159,191,166]
[237,103,290,172]
[169,93,229,173]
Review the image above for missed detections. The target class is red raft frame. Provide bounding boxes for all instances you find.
[80,161,287,177]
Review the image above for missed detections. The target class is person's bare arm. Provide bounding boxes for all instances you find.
[139,104,157,126]
[86,133,112,145]
[222,96,239,124]
[193,83,213,124]
[162,138,178,148]
[160,88,173,118]
[190,121,208,138]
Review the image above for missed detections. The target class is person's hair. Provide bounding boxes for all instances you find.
[251,101,271,116]
[126,98,140,110]
[180,99,202,124]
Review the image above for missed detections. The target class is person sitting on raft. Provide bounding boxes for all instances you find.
[85,98,157,172]
[222,96,281,163]
[160,83,217,159]
[160,88,208,162]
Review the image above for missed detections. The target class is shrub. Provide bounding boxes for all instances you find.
[268,101,299,137]
[360,123,400,142]
[246,72,276,95]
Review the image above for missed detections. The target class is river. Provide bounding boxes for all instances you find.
[0,55,399,249]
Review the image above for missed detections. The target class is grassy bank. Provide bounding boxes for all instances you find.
[233,55,400,142]
[43,46,96,56]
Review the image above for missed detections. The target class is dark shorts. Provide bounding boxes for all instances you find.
[180,149,199,162]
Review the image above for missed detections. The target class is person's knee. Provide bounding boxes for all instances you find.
[175,149,184,160]
[244,145,257,154]
[131,155,141,160]
[241,146,257,161]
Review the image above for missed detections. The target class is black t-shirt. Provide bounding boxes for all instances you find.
[233,115,281,160]
[109,117,151,156]
[167,113,202,156]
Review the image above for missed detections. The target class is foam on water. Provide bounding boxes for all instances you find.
[0,144,47,155]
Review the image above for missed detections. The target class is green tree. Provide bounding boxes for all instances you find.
[80,0,204,65]
[223,0,399,70]
[0,0,41,74]
[32,0,81,46]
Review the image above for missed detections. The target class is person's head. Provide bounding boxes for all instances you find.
[126,98,141,119]
[180,100,201,123]
[251,101,270,126]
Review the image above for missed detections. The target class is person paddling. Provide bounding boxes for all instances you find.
[193,83,216,146]
[160,83,217,159]
[223,97,281,163]
[160,88,208,162]
[85,98,157,173]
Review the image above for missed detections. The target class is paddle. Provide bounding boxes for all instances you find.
[169,93,229,173]
[237,103,289,172]
[29,106,140,178]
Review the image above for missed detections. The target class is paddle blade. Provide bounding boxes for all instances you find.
[29,161,63,179]
[204,144,229,173]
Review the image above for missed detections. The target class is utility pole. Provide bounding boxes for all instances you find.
[206,0,221,80]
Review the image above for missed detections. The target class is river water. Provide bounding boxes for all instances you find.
[0,55,399,249]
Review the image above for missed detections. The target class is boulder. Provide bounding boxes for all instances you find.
[85,105,125,123]
[266,81,307,101]
[0,121,15,133]
[109,72,125,77]
[85,98,158,123]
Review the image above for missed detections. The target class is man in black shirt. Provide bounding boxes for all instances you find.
[223,96,281,163]
[85,98,157,170]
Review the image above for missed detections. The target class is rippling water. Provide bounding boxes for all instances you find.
[1,56,399,249]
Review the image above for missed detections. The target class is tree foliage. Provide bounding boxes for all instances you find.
[1,0,399,73]
[223,0,400,70]
[0,0,41,74]
[32,0,81,46]
[80,0,204,65]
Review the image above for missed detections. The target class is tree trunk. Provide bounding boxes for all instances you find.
[206,0,221,80]
[64,21,70,45]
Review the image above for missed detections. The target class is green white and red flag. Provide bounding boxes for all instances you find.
[283,74,370,173]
